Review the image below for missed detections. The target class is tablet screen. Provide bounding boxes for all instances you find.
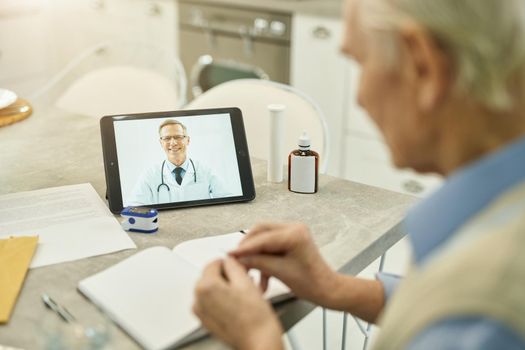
[100,108,255,213]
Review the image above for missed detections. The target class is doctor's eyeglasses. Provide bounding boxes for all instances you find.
[160,135,188,142]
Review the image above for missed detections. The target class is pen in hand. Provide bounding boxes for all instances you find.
[41,293,76,323]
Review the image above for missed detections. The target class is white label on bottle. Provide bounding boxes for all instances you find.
[290,155,316,193]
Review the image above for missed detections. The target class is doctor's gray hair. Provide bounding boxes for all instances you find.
[158,119,188,134]
[357,0,525,111]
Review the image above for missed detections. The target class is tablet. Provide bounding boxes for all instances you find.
[100,107,255,213]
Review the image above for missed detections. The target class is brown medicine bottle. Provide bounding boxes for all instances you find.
[288,131,319,193]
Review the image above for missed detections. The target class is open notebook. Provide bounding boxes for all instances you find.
[78,232,291,350]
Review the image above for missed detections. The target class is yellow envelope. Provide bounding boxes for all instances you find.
[0,236,38,323]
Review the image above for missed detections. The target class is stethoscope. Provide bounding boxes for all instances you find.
[157,159,197,193]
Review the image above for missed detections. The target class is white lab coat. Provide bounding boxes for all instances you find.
[127,159,230,205]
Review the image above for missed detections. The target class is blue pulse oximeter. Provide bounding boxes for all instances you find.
[120,207,158,234]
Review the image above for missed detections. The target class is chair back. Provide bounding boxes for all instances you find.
[186,79,330,173]
[191,55,269,98]
[31,41,187,118]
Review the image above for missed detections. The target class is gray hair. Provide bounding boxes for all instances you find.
[158,119,187,134]
[358,0,525,111]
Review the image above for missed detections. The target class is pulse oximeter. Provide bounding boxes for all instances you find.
[120,207,158,234]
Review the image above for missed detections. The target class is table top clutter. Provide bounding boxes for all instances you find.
[0,101,416,349]
[0,89,32,128]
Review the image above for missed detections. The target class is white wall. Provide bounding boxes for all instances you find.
[0,0,178,97]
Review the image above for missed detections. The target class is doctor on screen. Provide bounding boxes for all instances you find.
[129,119,230,205]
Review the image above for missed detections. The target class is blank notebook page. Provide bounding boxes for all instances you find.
[78,246,200,350]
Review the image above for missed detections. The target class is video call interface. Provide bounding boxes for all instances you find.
[113,113,244,207]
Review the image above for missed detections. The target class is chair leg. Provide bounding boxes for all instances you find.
[323,308,327,350]
[363,323,372,350]
[363,252,387,350]
[342,252,388,350]
[378,252,386,274]
[341,312,348,350]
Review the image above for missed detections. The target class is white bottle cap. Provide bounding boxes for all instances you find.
[298,130,310,150]
[268,104,286,113]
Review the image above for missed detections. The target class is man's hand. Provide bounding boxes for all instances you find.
[230,223,386,323]
[230,222,339,306]
[192,257,284,350]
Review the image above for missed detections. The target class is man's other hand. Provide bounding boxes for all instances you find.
[193,257,284,350]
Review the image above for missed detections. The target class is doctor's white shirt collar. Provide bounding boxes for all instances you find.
[165,158,190,173]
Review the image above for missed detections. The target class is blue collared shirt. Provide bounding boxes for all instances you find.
[165,158,190,182]
[377,136,525,349]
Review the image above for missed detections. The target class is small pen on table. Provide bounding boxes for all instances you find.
[41,293,76,323]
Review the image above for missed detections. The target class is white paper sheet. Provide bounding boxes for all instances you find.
[0,183,136,268]
[173,232,291,301]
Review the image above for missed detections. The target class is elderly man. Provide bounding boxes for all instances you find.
[192,0,525,349]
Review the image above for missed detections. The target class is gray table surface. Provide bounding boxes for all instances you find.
[177,0,343,18]
[0,103,415,349]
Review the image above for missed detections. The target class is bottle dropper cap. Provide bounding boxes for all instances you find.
[298,130,310,150]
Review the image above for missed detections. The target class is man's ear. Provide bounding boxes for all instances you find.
[186,136,191,146]
[399,23,452,112]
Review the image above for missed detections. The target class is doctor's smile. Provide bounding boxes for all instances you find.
[159,122,192,166]
[168,146,183,152]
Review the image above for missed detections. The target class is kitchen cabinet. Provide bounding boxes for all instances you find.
[343,56,442,197]
[291,13,442,196]
[290,13,348,176]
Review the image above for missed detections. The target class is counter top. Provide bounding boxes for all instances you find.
[0,100,415,349]
[178,0,343,18]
